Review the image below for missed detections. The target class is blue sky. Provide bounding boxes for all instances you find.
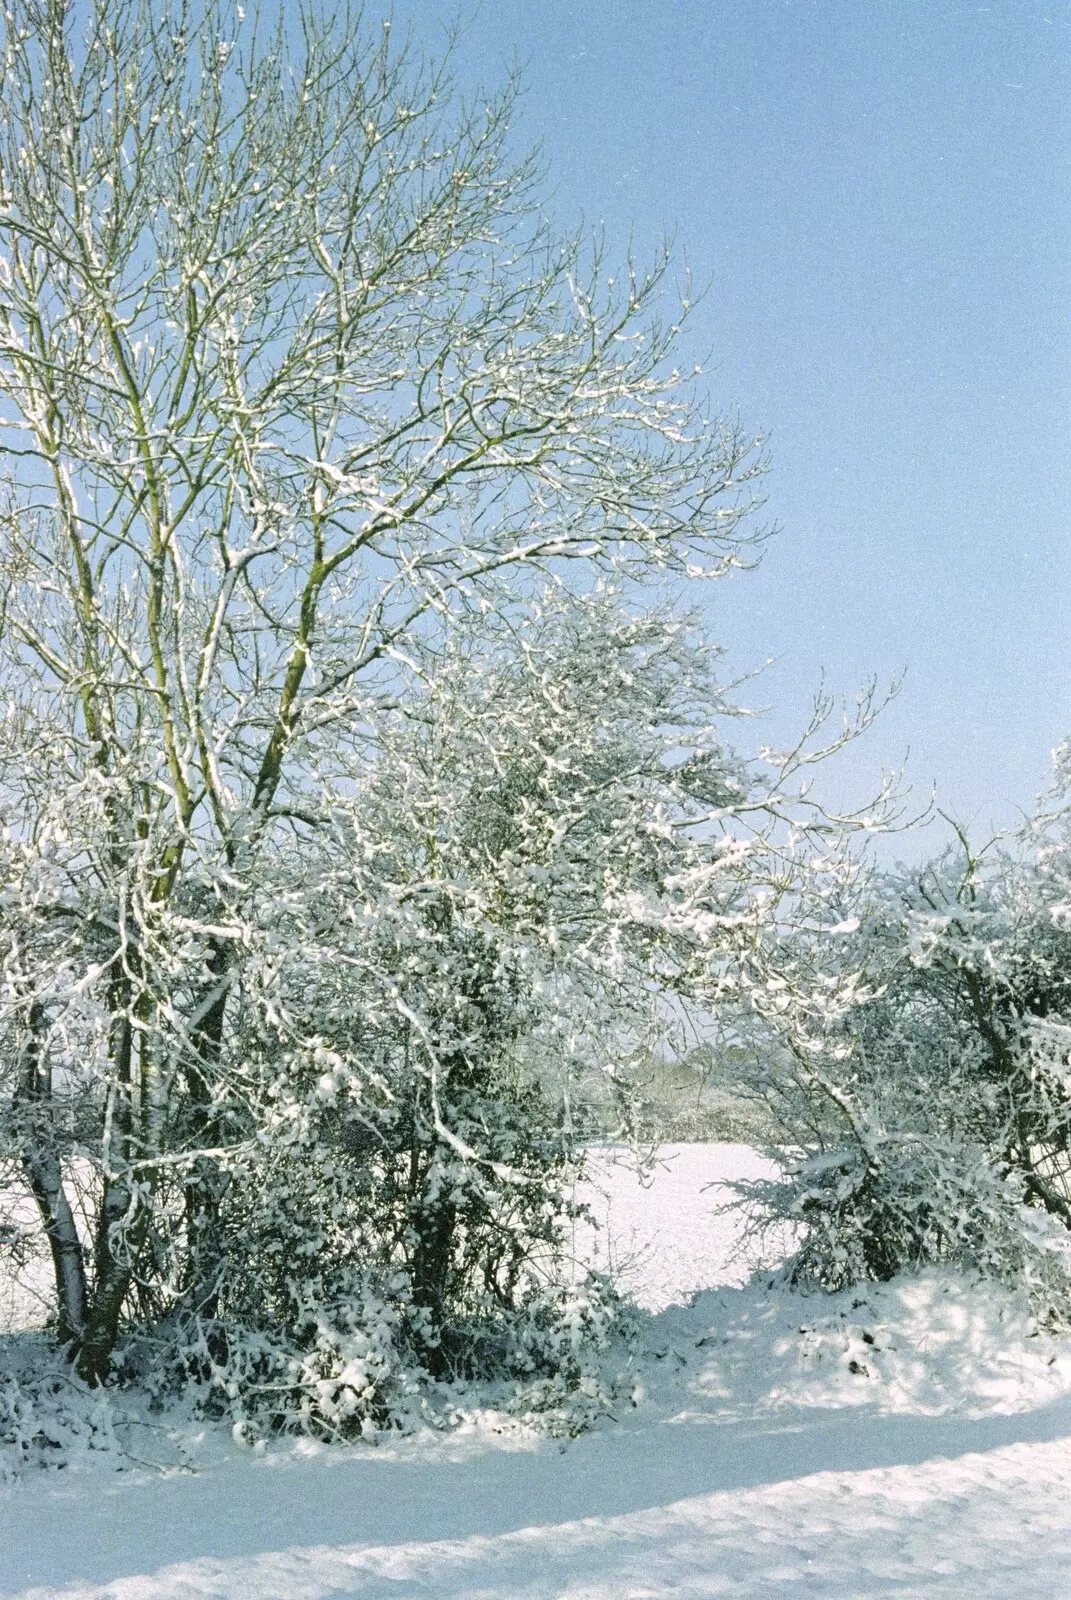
[393,0,1071,853]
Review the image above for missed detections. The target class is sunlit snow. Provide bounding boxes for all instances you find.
[6,1144,1071,1597]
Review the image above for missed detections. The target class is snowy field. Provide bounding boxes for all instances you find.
[7,1143,1071,1596]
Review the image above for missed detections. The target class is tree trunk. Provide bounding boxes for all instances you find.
[14,1000,87,1345]
[409,1147,458,1378]
[23,1155,88,1346]
[182,936,232,1318]
[76,1004,138,1384]
[77,1169,138,1384]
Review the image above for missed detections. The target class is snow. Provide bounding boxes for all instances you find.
[572,1142,793,1308]
[7,1143,1071,1597]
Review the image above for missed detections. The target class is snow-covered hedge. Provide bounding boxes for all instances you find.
[743,796,1071,1316]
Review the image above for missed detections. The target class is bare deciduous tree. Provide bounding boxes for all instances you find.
[0,0,774,1382]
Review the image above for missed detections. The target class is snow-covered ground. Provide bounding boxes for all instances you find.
[7,1143,1071,1597]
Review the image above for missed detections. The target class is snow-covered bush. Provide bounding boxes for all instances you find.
[745,803,1071,1314]
[114,1267,634,1442]
[0,1338,120,1481]
[105,587,839,1432]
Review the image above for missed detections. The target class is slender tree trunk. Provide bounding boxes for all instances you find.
[182,935,231,1318]
[408,1115,459,1377]
[77,1002,139,1384]
[77,1171,139,1384]
[23,1159,87,1346]
[410,1187,458,1375]
[14,1000,87,1345]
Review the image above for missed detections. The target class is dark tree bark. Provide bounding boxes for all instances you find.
[76,1005,138,1383]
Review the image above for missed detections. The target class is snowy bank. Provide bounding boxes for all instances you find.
[6,1143,1071,1597]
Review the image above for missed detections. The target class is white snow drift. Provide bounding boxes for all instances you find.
[5,1143,1071,1598]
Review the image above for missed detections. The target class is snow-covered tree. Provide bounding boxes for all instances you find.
[0,0,885,1413]
[0,0,773,1385]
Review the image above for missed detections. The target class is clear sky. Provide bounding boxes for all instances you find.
[392,0,1071,853]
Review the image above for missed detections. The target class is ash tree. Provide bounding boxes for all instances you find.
[0,0,860,1415]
